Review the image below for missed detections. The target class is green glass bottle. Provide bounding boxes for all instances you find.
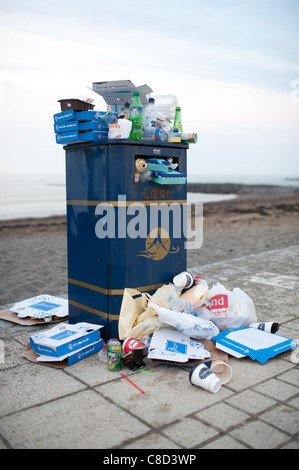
[173,106,183,133]
[129,91,143,140]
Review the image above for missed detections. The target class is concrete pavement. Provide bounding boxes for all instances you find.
[0,245,298,450]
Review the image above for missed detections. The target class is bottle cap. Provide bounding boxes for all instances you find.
[176,106,181,111]
[148,98,155,103]
[133,91,139,96]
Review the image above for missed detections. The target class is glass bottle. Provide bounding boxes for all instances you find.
[173,106,183,133]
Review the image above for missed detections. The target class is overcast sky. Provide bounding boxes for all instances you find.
[0,0,298,178]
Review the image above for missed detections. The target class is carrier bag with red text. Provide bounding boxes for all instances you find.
[194,282,257,331]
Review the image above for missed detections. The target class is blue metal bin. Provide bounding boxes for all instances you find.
[64,139,188,340]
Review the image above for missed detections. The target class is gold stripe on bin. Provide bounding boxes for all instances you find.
[68,277,163,296]
[68,299,119,321]
[67,199,187,206]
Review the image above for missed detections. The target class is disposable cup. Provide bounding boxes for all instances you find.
[209,359,233,384]
[249,322,279,334]
[122,337,144,355]
[118,119,132,138]
[43,316,52,323]
[189,364,222,393]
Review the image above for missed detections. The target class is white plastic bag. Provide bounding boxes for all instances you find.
[195,282,257,331]
[148,301,219,340]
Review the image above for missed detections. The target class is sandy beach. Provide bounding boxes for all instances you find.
[0,185,298,307]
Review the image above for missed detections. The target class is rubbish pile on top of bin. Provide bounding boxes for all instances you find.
[53,80,198,146]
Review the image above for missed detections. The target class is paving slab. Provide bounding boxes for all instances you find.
[229,420,291,449]
[0,390,150,449]
[0,362,87,416]
[97,365,234,428]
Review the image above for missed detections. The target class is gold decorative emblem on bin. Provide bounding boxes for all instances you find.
[137,228,179,261]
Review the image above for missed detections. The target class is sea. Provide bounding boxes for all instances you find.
[0,172,298,221]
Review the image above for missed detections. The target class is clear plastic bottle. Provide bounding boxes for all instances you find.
[129,91,143,140]
[143,98,157,140]
[154,128,168,141]
[98,345,107,363]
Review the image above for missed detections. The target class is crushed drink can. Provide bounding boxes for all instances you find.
[107,338,122,371]
[181,133,198,143]
[135,158,147,172]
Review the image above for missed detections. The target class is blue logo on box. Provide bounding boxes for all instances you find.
[51,330,77,341]
[165,340,187,355]
[31,301,60,312]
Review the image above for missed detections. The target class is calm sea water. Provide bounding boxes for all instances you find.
[0,172,298,221]
[0,173,66,221]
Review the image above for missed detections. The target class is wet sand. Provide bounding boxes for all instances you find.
[0,186,298,307]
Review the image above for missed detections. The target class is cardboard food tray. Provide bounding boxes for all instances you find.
[150,339,228,368]
[22,343,68,368]
[0,309,68,326]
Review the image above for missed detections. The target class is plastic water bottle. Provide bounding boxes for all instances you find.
[173,106,183,133]
[143,97,157,140]
[154,128,168,141]
[129,91,143,140]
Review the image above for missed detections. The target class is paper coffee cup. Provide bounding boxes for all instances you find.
[189,364,222,393]
[249,322,279,334]
[122,337,144,355]
[173,271,194,289]
[209,359,233,384]
[43,316,52,323]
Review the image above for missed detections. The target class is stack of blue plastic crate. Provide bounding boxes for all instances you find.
[53,110,109,145]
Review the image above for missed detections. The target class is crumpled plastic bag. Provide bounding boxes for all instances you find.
[148,301,219,340]
[118,288,162,340]
[195,282,257,331]
[151,284,189,312]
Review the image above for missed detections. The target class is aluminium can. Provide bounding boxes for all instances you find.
[107,338,122,371]
[181,133,198,143]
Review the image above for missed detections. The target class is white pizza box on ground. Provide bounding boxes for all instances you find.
[11,294,68,321]
[30,322,104,358]
[0,309,66,326]
[213,327,298,364]
[22,339,103,368]
[91,80,153,113]
[147,328,210,363]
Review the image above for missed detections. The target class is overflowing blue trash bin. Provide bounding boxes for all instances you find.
[64,140,189,340]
